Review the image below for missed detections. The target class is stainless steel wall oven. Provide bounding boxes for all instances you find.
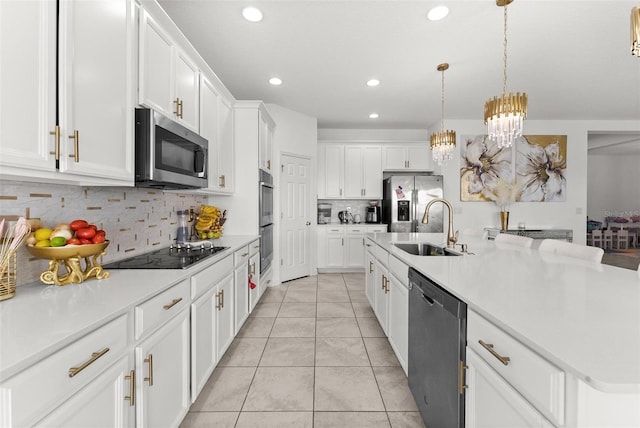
[259,169,274,274]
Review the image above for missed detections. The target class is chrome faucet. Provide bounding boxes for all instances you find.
[422,198,458,248]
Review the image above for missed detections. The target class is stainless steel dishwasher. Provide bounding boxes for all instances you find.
[408,267,467,428]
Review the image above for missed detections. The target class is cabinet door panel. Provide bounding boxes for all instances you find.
[35,356,133,428]
[387,272,408,374]
[218,95,235,192]
[175,49,199,131]
[234,265,250,333]
[326,232,345,268]
[346,234,365,268]
[373,260,389,334]
[191,288,217,402]
[137,309,190,428]
[383,146,407,170]
[0,1,56,173]
[139,11,173,115]
[365,249,376,308]
[216,274,235,360]
[466,348,546,428]
[59,0,133,181]
[344,146,364,198]
[406,144,431,170]
[200,76,220,191]
[323,145,344,198]
[362,146,382,198]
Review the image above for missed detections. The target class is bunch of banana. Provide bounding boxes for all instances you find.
[195,205,224,238]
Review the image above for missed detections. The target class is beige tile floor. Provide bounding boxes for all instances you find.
[180,273,425,428]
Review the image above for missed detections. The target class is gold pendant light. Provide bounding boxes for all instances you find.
[484,0,527,149]
[430,63,456,166]
[632,5,640,57]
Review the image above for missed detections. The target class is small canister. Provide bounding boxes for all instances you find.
[176,210,189,243]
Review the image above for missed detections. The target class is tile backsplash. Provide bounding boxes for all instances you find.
[0,182,206,286]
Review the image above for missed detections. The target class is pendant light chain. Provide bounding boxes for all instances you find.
[441,67,445,131]
[503,4,508,95]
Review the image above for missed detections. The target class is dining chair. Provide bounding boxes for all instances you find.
[494,233,534,248]
[615,229,629,249]
[590,229,603,248]
[538,239,604,263]
[603,229,614,249]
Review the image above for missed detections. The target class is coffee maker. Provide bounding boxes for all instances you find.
[365,206,381,223]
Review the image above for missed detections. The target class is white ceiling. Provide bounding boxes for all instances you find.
[157,0,640,133]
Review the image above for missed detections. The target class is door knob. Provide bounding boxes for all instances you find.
[306,221,311,226]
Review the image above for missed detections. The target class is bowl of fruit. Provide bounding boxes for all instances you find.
[26,219,110,286]
[194,205,226,240]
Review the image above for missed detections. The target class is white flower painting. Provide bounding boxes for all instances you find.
[460,134,567,203]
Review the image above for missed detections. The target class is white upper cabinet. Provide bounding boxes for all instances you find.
[318,144,382,199]
[139,9,199,132]
[382,143,432,171]
[0,0,134,186]
[199,75,235,194]
[259,108,275,172]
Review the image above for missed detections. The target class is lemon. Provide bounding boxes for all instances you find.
[35,239,51,247]
[34,228,53,241]
[50,236,67,247]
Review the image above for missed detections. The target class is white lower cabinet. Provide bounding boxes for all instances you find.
[465,347,554,428]
[191,286,217,401]
[215,273,235,360]
[318,226,387,270]
[365,243,376,308]
[233,245,251,333]
[35,355,134,428]
[248,240,261,312]
[387,256,409,375]
[136,307,190,428]
[373,258,389,335]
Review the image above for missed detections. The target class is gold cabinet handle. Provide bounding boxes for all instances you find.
[68,130,79,162]
[250,262,256,275]
[163,297,182,310]
[144,354,154,386]
[68,347,110,377]
[254,245,260,249]
[384,277,389,294]
[267,159,271,170]
[458,360,468,395]
[49,125,61,160]
[241,252,249,257]
[174,98,181,117]
[215,291,221,310]
[178,99,184,118]
[369,261,374,273]
[478,340,511,365]
[221,289,224,308]
[125,369,135,406]
[219,175,225,188]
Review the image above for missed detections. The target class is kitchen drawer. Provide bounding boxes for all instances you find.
[249,239,260,257]
[388,255,409,287]
[135,279,190,340]
[2,314,128,428]
[234,245,250,268]
[192,254,233,299]
[347,225,366,234]
[468,310,565,426]
[367,225,387,233]
[326,226,344,235]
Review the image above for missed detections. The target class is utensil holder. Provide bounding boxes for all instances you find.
[0,251,17,301]
[500,211,510,231]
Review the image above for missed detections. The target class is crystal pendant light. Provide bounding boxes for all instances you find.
[484,0,527,149]
[632,5,640,57]
[430,63,456,166]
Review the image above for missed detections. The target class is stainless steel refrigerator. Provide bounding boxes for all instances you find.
[382,175,444,233]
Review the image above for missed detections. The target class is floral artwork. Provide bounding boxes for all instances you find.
[460,135,567,203]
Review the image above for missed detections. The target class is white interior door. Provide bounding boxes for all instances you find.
[280,154,311,281]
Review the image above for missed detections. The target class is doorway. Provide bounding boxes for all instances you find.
[280,153,312,281]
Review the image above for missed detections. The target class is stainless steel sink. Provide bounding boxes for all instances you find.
[393,243,460,256]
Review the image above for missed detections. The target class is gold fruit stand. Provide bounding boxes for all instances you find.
[26,242,110,286]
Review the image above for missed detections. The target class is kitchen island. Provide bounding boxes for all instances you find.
[367,232,640,427]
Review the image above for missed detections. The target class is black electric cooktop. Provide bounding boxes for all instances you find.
[103,243,228,270]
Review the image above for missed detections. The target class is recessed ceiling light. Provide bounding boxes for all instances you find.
[369,113,379,119]
[242,7,263,22]
[366,79,380,87]
[269,77,282,86]
[427,5,449,21]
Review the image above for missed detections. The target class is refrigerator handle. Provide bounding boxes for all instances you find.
[412,188,417,232]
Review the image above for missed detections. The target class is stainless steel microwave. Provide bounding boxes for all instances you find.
[134,108,208,189]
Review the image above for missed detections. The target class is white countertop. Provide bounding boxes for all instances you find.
[0,235,258,380]
[369,232,640,394]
